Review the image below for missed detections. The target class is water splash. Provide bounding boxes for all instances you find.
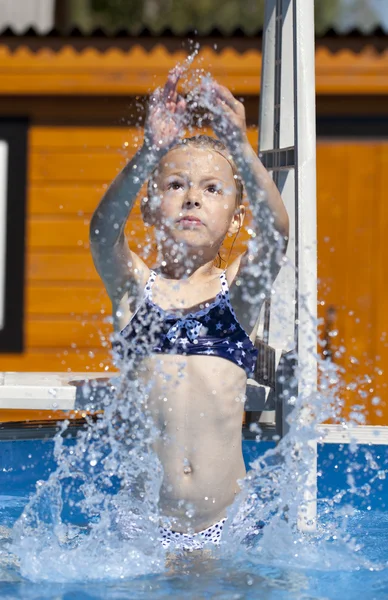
[10,368,166,582]
[220,347,387,574]
[6,334,387,582]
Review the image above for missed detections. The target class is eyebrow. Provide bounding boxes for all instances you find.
[163,172,227,184]
[163,171,187,178]
[201,177,225,185]
[160,169,236,192]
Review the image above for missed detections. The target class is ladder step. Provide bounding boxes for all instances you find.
[259,147,295,170]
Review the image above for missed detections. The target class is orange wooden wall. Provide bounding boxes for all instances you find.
[317,141,388,425]
[4,127,141,373]
[0,125,387,424]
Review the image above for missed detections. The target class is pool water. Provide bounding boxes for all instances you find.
[0,438,387,599]
[0,522,387,600]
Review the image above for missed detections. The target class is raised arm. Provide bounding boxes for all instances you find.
[204,80,289,323]
[90,145,158,302]
[90,71,186,303]
[230,133,289,288]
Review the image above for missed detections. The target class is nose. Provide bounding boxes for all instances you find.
[183,185,202,209]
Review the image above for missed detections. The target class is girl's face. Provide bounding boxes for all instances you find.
[150,146,244,254]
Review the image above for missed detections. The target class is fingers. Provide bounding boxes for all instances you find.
[200,77,243,113]
[163,66,183,103]
[212,82,244,115]
[149,87,162,105]
[175,95,187,116]
[149,87,165,117]
[150,79,185,122]
[214,99,241,131]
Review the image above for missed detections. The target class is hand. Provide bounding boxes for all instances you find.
[144,68,187,155]
[200,79,248,150]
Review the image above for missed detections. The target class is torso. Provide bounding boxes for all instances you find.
[114,267,257,532]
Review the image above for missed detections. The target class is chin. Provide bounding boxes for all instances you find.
[171,230,208,245]
[159,227,221,255]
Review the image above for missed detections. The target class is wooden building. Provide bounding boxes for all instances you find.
[0,30,387,423]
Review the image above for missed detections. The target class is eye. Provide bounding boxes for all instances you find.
[167,180,184,191]
[207,184,222,195]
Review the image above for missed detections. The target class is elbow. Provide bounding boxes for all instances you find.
[278,220,289,255]
[280,212,290,241]
[270,222,289,258]
[89,215,122,248]
[275,201,290,242]
[270,212,289,247]
[89,214,109,246]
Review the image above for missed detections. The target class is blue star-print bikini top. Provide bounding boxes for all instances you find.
[116,270,258,377]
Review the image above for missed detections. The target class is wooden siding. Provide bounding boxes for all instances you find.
[317,141,388,425]
[12,127,135,374]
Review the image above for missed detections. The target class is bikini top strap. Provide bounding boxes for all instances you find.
[219,271,230,296]
[144,269,157,299]
[220,270,239,318]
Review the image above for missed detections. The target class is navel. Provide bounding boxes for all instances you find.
[183,457,193,475]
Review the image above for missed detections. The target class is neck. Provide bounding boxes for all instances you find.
[157,251,219,280]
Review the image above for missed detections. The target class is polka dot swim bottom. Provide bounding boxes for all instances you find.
[159,518,227,551]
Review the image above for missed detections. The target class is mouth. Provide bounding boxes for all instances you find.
[177,216,203,227]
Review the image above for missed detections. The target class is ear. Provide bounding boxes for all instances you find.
[228,204,245,235]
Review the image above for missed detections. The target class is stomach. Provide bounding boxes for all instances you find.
[135,354,248,532]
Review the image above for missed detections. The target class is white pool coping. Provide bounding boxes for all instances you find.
[317,424,388,445]
[0,372,107,411]
[0,372,272,413]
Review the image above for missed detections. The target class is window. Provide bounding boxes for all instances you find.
[0,119,28,353]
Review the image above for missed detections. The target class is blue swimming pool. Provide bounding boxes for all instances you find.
[0,436,387,599]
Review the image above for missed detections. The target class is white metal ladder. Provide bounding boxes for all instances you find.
[255,0,317,441]
[256,0,318,531]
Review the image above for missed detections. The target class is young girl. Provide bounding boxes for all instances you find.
[90,71,289,551]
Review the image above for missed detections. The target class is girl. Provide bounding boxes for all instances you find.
[90,70,289,551]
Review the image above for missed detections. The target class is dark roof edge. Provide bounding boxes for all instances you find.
[0,25,387,39]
